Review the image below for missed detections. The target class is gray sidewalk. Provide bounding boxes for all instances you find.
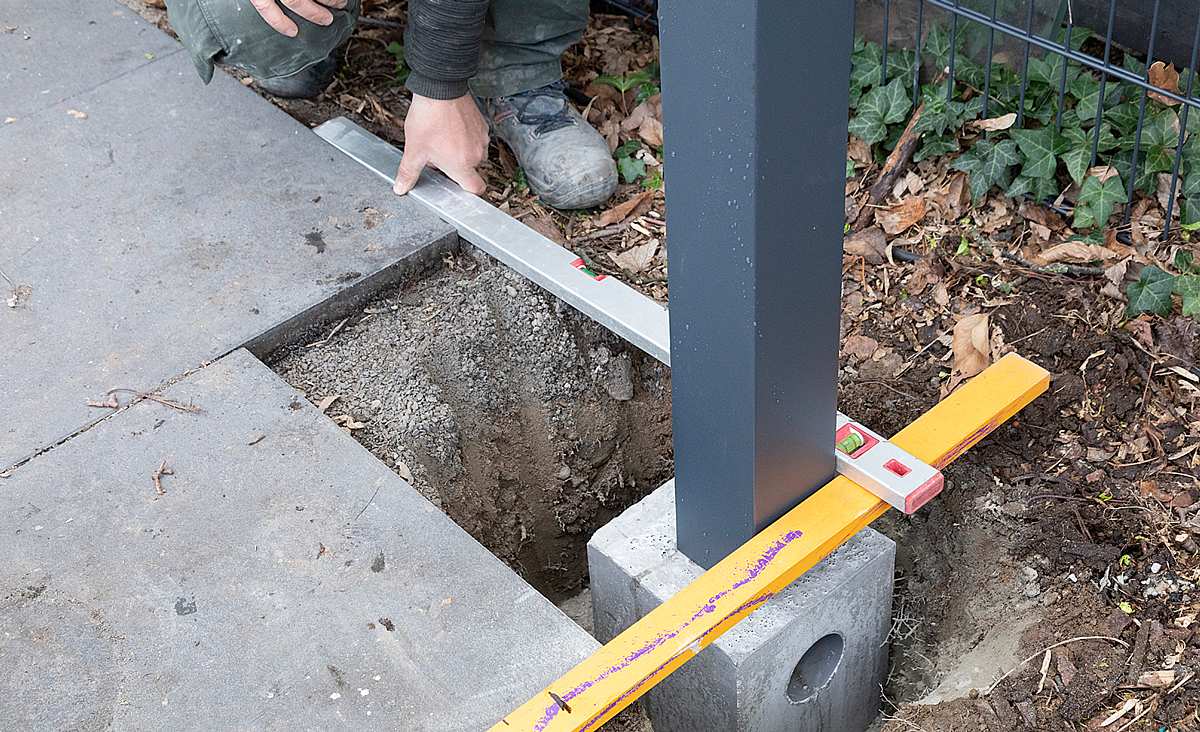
[1,351,592,730]
[1,0,456,470]
[1,1,594,728]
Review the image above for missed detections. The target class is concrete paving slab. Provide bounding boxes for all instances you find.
[0,349,597,730]
[0,45,456,470]
[0,0,181,119]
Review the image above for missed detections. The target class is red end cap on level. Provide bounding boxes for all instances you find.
[904,473,945,514]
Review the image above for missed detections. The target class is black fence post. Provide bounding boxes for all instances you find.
[659,1,854,568]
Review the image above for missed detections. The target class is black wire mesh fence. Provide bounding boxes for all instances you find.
[852,0,1200,239]
[598,0,1200,241]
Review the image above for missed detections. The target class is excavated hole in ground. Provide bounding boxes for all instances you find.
[269,247,674,605]
[267,245,1050,724]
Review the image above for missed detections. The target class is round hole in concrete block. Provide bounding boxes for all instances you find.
[786,633,845,704]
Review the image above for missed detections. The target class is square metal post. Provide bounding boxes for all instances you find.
[660,1,855,567]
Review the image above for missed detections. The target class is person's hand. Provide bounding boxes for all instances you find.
[250,0,346,37]
[394,94,488,197]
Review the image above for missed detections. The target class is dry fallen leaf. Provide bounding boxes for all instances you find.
[66,109,88,119]
[948,313,990,391]
[847,136,872,165]
[875,196,926,235]
[637,115,663,147]
[333,414,367,430]
[610,239,659,274]
[1035,241,1120,265]
[844,227,888,265]
[6,283,32,308]
[316,395,340,413]
[1136,669,1176,689]
[1101,258,1130,301]
[620,95,662,132]
[525,212,566,244]
[395,461,414,482]
[1124,317,1155,350]
[906,256,943,296]
[971,113,1017,132]
[929,172,970,220]
[1088,165,1121,183]
[596,189,654,227]
[1149,61,1181,105]
[1157,173,1182,211]
[842,335,879,363]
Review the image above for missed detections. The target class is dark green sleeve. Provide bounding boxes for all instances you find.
[404,0,490,99]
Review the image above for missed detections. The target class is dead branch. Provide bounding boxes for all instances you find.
[106,388,202,413]
[868,104,925,204]
[999,250,1106,278]
[152,459,174,497]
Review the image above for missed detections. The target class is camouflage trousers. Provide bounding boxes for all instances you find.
[164,0,588,98]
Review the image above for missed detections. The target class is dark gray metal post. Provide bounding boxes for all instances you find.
[659,1,854,568]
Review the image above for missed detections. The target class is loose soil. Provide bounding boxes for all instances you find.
[270,250,673,601]
[125,1,1200,728]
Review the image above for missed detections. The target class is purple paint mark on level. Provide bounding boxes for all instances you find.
[529,528,804,731]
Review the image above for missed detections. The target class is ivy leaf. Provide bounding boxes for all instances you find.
[1122,54,1146,77]
[1060,125,1117,185]
[1071,74,1101,125]
[1061,146,1091,186]
[1074,173,1126,230]
[1027,54,1078,88]
[617,156,646,184]
[1144,108,1181,150]
[1007,174,1060,202]
[952,138,1020,201]
[1176,250,1199,275]
[848,77,910,145]
[1184,198,1200,228]
[1056,26,1092,51]
[914,92,953,136]
[1010,127,1064,180]
[886,49,917,84]
[924,25,954,69]
[914,134,959,163]
[1105,102,1140,136]
[850,40,884,91]
[1126,266,1176,317]
[1177,274,1200,317]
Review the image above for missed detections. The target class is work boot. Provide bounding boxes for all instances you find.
[255,56,337,99]
[480,81,618,210]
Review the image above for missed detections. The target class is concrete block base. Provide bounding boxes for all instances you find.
[589,480,895,731]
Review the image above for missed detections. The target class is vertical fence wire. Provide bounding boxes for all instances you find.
[1164,9,1200,236]
[1089,0,1119,167]
[1016,0,1037,126]
[982,0,999,118]
[881,0,892,85]
[913,0,926,107]
[1123,0,1163,225]
[947,0,961,101]
[1055,7,1073,132]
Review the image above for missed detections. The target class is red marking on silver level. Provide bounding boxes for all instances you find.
[835,413,944,514]
[570,258,607,281]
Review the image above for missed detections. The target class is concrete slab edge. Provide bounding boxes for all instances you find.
[2,230,460,476]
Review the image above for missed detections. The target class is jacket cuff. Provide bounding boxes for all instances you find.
[406,71,470,100]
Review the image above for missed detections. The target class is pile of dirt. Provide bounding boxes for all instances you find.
[270,250,673,601]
